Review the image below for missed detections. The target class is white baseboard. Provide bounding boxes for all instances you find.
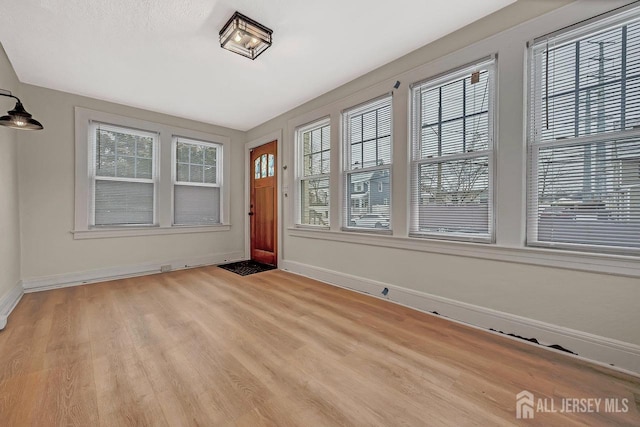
[281,260,640,376]
[22,251,245,293]
[0,281,24,330]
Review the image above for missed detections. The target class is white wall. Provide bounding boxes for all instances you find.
[247,0,640,352]
[0,44,21,304]
[17,84,246,283]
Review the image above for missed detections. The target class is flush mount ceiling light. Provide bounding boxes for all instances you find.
[219,11,273,60]
[0,89,44,130]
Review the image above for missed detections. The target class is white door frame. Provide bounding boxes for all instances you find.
[244,129,283,266]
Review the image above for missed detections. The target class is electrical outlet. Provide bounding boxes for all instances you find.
[160,265,172,273]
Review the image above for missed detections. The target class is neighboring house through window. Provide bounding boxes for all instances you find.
[343,95,392,230]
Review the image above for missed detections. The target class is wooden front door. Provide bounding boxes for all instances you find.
[250,141,277,266]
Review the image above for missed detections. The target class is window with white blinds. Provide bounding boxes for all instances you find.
[90,122,157,226]
[343,95,392,231]
[528,8,640,254]
[296,118,330,227]
[174,137,222,225]
[409,58,495,242]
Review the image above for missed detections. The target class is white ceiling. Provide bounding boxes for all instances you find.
[0,0,515,131]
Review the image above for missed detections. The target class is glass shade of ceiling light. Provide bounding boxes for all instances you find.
[219,11,273,60]
[0,89,43,130]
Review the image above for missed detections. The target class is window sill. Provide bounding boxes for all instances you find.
[341,227,393,236]
[294,224,330,231]
[287,227,640,278]
[72,224,231,240]
[409,232,492,244]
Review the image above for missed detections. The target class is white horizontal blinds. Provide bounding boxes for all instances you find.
[296,119,330,226]
[343,96,392,230]
[174,137,222,225]
[410,58,495,241]
[174,186,220,224]
[91,122,157,226]
[528,8,640,253]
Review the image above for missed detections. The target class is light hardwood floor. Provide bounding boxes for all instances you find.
[0,267,638,426]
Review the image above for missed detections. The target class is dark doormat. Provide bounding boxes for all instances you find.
[218,260,276,276]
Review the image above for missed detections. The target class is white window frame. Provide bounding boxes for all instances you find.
[409,57,496,243]
[89,121,159,228]
[294,117,331,228]
[526,6,640,255]
[73,107,231,239]
[285,1,640,279]
[342,94,393,234]
[172,136,224,226]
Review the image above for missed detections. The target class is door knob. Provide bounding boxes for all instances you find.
[248,212,254,216]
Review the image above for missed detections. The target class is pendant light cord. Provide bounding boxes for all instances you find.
[0,89,21,103]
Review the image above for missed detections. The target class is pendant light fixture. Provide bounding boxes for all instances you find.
[219,11,273,60]
[0,89,44,131]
